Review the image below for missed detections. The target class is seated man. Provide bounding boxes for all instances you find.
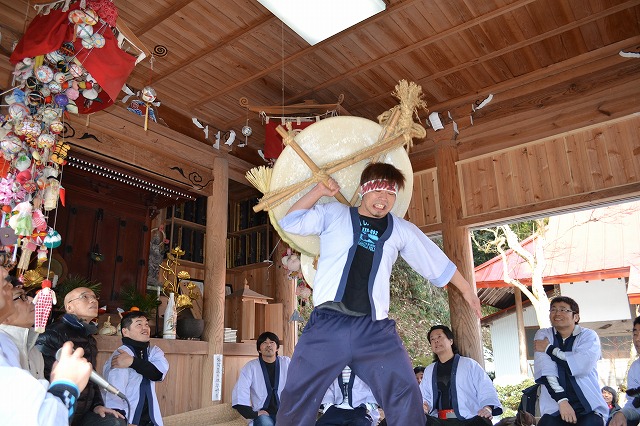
[317,366,380,426]
[534,296,607,426]
[0,264,92,425]
[0,275,44,378]
[609,316,640,426]
[102,310,169,426]
[36,286,126,426]
[232,332,291,425]
[420,325,502,426]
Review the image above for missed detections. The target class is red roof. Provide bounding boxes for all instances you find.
[475,201,640,289]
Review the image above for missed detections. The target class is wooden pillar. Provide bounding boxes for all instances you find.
[201,156,228,406]
[435,139,483,364]
[514,287,528,375]
[274,242,296,357]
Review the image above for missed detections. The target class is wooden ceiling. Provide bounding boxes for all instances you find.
[1,0,639,171]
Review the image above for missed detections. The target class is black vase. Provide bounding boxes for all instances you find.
[176,318,204,339]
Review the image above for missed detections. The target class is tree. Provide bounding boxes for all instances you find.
[472,220,551,328]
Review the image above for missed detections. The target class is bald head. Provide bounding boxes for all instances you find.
[64,287,98,322]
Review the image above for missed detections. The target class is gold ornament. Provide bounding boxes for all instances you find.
[159,246,198,315]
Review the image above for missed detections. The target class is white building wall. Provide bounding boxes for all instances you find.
[490,304,538,379]
[561,278,631,322]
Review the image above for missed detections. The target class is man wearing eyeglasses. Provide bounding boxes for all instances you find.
[533,296,607,426]
[0,266,92,425]
[36,287,126,426]
[0,280,44,378]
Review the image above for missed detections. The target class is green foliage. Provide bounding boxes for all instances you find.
[389,257,450,364]
[54,275,101,310]
[495,378,535,417]
[120,285,159,315]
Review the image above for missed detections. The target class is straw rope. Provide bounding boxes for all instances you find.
[247,80,427,213]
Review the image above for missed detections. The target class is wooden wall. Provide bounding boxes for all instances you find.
[406,168,439,226]
[458,114,640,220]
[408,113,640,231]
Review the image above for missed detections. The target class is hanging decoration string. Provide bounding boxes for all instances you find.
[141,54,157,131]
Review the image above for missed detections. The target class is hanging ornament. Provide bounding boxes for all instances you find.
[33,279,56,333]
[43,228,62,248]
[141,86,156,131]
[241,105,252,147]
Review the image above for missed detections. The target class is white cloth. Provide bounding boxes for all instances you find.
[420,354,502,419]
[279,203,456,320]
[533,325,607,420]
[0,332,71,425]
[232,356,291,425]
[102,344,169,426]
[321,372,380,424]
[0,324,45,378]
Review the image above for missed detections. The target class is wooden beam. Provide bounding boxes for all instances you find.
[425,36,640,123]
[66,107,254,186]
[133,0,197,36]
[148,14,275,85]
[409,55,640,170]
[458,181,640,229]
[344,1,640,113]
[187,0,433,109]
[286,0,539,107]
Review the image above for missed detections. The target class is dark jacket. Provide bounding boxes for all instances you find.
[35,313,103,424]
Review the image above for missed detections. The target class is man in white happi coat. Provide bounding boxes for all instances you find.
[103,310,169,426]
[421,325,502,426]
[317,366,380,426]
[534,296,607,426]
[275,163,481,426]
[233,331,291,426]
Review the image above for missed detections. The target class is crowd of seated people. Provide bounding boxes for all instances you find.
[3,252,632,426]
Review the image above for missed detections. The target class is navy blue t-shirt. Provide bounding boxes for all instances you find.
[342,215,388,314]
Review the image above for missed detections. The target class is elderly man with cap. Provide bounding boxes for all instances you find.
[36,286,126,426]
[0,264,92,425]
[233,331,291,425]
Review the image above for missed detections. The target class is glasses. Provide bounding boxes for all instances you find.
[67,293,98,303]
[549,307,574,314]
[12,293,29,302]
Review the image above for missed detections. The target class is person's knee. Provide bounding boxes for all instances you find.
[352,416,374,426]
[101,417,127,426]
[253,414,276,426]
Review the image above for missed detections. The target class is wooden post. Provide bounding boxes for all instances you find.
[435,136,483,364]
[514,287,528,375]
[201,156,228,406]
